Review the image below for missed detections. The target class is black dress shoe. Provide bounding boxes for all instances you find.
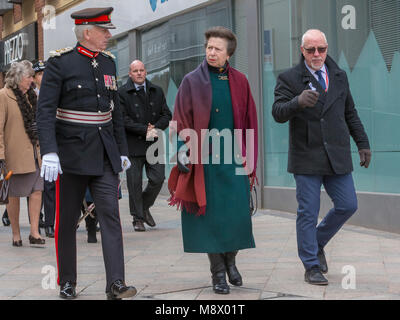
[107,280,137,300]
[317,247,328,274]
[45,226,55,238]
[208,253,230,294]
[212,272,230,294]
[305,267,328,285]
[143,209,156,227]
[60,281,77,299]
[133,220,145,232]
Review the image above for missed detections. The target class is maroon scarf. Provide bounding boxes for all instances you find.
[168,59,258,215]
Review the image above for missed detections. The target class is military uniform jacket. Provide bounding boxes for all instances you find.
[272,55,370,175]
[37,43,129,175]
[118,79,172,157]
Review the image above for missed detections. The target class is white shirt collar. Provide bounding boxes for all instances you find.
[304,61,327,77]
[134,81,146,92]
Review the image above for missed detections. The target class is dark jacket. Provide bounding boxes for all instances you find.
[37,43,129,175]
[272,55,370,175]
[118,79,172,157]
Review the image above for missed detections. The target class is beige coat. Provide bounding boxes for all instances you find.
[0,87,41,174]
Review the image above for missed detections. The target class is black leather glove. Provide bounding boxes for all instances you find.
[177,151,190,173]
[298,90,320,108]
[359,149,371,168]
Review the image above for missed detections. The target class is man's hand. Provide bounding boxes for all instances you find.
[359,149,371,168]
[121,156,131,172]
[298,90,320,108]
[40,153,62,182]
[177,151,190,173]
[146,123,158,141]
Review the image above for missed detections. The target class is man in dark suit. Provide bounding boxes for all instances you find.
[272,29,371,285]
[119,60,171,232]
[37,7,136,300]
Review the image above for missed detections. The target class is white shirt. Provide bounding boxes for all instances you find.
[304,61,329,90]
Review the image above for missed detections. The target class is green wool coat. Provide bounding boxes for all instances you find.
[181,71,255,253]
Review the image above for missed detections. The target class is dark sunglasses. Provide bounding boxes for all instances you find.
[304,47,327,54]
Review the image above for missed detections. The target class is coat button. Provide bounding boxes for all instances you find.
[95,78,98,82]
[99,127,102,130]
[97,94,100,98]
[78,85,82,88]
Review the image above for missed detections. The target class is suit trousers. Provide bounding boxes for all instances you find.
[43,180,55,227]
[294,173,358,271]
[126,156,165,221]
[55,160,124,292]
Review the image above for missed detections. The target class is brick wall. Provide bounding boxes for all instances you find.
[35,0,46,60]
[13,4,22,24]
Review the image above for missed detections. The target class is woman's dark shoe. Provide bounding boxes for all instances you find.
[224,251,243,286]
[207,253,230,294]
[12,240,22,247]
[29,235,45,245]
[45,226,55,238]
[2,211,10,226]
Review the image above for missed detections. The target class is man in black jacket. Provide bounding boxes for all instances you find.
[272,29,371,286]
[119,60,172,232]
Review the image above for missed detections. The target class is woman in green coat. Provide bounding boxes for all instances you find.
[168,26,258,294]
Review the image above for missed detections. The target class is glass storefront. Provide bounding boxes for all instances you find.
[262,0,400,194]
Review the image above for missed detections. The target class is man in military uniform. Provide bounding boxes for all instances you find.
[37,7,136,300]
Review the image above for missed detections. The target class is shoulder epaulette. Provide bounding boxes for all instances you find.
[49,47,74,57]
[101,50,116,59]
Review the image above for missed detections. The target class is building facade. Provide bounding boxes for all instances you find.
[4,0,400,233]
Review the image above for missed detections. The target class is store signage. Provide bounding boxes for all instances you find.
[0,23,37,71]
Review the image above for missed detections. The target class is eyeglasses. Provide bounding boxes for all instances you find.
[303,47,328,54]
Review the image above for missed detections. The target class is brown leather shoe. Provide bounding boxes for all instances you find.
[133,220,145,232]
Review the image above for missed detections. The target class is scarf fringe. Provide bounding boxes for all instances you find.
[168,194,206,216]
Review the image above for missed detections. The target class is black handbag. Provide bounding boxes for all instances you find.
[249,185,257,216]
[0,162,11,205]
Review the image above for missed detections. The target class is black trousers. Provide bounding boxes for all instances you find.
[43,181,55,227]
[126,156,165,221]
[55,161,124,292]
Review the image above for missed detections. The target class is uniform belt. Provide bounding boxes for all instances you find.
[56,108,112,124]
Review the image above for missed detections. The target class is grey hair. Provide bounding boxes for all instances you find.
[5,60,34,89]
[301,29,328,46]
[74,24,95,42]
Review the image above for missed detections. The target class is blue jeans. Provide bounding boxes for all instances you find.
[294,174,358,271]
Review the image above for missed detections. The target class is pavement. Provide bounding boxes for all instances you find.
[1,191,400,301]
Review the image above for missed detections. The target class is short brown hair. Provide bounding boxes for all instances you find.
[204,26,237,57]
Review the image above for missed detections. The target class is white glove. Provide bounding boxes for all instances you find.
[146,128,158,141]
[40,152,62,182]
[121,156,131,172]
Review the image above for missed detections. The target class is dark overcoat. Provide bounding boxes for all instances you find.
[272,55,370,175]
[118,79,171,157]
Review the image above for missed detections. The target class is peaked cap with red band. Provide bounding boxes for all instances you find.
[71,7,116,29]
